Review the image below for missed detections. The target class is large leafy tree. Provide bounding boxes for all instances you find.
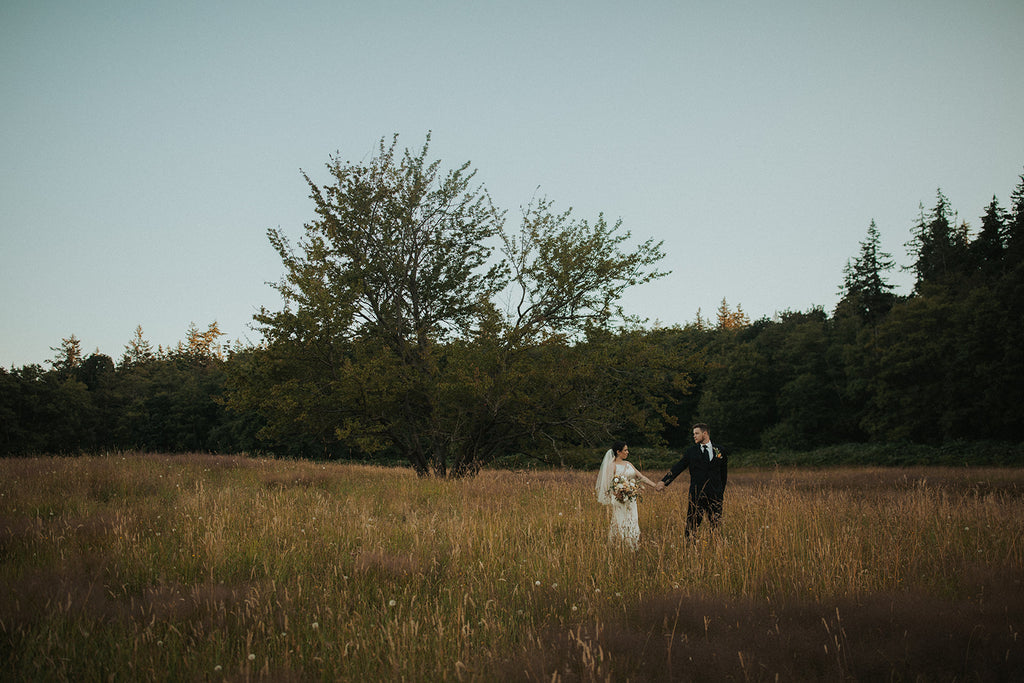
[236,134,671,474]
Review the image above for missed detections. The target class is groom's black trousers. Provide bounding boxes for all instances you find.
[686,493,723,536]
[662,443,728,537]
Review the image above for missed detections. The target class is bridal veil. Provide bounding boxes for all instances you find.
[595,448,615,505]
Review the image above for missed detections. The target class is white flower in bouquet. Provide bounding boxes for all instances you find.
[608,475,642,504]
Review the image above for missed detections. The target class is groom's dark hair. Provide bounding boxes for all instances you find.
[693,423,709,433]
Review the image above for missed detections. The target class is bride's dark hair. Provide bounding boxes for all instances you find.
[612,441,627,455]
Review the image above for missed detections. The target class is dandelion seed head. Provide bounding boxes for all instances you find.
[248,654,256,661]
[389,599,397,607]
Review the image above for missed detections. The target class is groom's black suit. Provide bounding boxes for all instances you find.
[661,443,728,536]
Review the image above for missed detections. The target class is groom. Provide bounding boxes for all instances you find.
[656,423,728,537]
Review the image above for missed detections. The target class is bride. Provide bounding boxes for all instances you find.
[595,441,658,548]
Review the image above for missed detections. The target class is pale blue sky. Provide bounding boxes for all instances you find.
[2,0,1022,367]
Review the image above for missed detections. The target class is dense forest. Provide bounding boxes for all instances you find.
[2,141,1022,471]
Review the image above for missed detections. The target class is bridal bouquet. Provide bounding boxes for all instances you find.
[609,475,642,504]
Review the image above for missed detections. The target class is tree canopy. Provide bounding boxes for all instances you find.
[3,155,1023,467]
[229,134,673,475]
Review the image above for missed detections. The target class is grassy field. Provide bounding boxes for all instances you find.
[1,455,1022,681]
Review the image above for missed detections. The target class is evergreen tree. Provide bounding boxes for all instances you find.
[906,190,970,290]
[839,220,896,324]
[178,321,224,364]
[48,335,83,378]
[1007,170,1024,265]
[120,325,155,367]
[970,196,1006,272]
[715,298,749,330]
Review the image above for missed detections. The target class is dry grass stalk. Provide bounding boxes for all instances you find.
[1,455,1021,680]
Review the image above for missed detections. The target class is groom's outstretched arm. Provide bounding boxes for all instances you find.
[660,452,690,487]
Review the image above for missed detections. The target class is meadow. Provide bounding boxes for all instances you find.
[1,454,1022,681]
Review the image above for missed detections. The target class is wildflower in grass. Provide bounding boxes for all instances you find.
[214,665,222,672]
[389,599,397,607]
[312,622,319,630]
[248,654,255,661]
[535,580,541,586]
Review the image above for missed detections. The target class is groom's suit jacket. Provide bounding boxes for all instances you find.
[662,444,728,500]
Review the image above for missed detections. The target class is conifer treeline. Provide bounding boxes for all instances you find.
[2,171,1022,460]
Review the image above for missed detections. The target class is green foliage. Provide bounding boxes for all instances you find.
[906,190,972,290]
[4,162,1024,463]
[0,324,256,457]
[239,133,673,475]
[838,220,896,324]
[698,339,776,446]
[1007,171,1024,264]
[971,196,1006,272]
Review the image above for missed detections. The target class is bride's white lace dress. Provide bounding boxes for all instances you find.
[608,462,641,547]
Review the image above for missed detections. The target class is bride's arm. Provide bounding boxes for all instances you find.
[630,463,658,487]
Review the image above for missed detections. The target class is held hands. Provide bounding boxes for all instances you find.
[655,481,666,492]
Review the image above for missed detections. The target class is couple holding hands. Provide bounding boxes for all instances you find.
[595,423,727,548]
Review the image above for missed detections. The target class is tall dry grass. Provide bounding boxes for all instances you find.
[1,455,1021,681]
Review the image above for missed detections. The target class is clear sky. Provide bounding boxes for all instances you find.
[2,0,1022,368]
